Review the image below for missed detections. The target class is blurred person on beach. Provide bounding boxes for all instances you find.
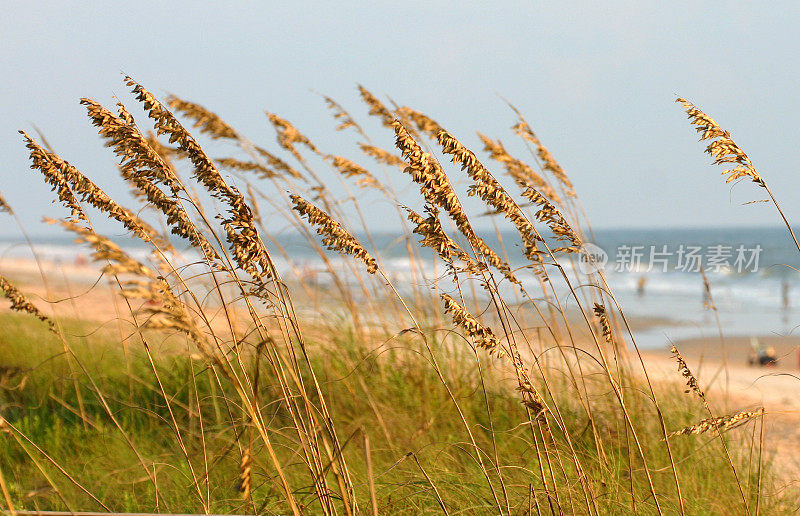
[637,275,647,297]
[748,337,777,367]
[782,279,790,311]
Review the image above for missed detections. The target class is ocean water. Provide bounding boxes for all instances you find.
[1,226,799,349]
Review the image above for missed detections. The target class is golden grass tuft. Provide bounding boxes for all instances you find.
[440,293,500,354]
[676,97,764,186]
[0,191,13,215]
[670,344,704,398]
[0,275,55,332]
[166,95,239,140]
[669,409,763,438]
[290,194,378,274]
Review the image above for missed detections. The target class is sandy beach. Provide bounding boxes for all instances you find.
[643,336,800,487]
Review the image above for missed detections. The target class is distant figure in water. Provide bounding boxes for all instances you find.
[636,275,647,297]
[702,281,712,309]
[748,338,778,367]
[782,280,790,311]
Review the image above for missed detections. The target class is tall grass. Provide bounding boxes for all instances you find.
[0,79,793,514]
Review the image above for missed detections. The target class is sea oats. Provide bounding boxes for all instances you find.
[670,345,704,398]
[406,205,483,275]
[0,275,55,332]
[396,107,444,140]
[440,293,500,354]
[441,289,546,418]
[166,95,239,140]
[521,188,582,253]
[56,218,212,354]
[254,146,304,180]
[321,95,366,136]
[0,191,12,215]
[20,132,86,221]
[290,194,378,274]
[357,85,395,128]
[511,114,577,198]
[217,158,279,179]
[266,112,321,162]
[358,143,407,169]
[676,98,764,187]
[82,99,222,261]
[593,303,613,344]
[478,133,561,204]
[669,410,761,438]
[126,77,272,281]
[22,130,168,250]
[327,155,383,191]
[48,218,155,279]
[392,121,518,283]
[437,129,544,265]
[237,448,253,500]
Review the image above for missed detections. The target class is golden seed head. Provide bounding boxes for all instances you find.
[290,194,378,274]
[165,95,238,140]
[670,345,704,398]
[0,191,13,215]
[676,97,764,187]
[668,409,762,438]
[358,143,407,169]
[357,85,395,128]
[0,275,55,332]
[593,303,613,343]
[511,116,577,198]
[441,293,501,355]
[328,155,384,191]
[322,94,366,136]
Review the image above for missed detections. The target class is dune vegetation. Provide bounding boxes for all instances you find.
[0,78,794,514]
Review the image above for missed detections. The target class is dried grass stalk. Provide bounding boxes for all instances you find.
[670,345,704,398]
[440,293,499,354]
[0,192,12,215]
[266,112,321,162]
[217,158,279,179]
[0,275,55,332]
[396,107,444,139]
[392,121,518,283]
[322,95,365,136]
[437,129,544,265]
[254,146,304,180]
[53,218,212,355]
[440,293,547,417]
[359,143,407,169]
[165,96,238,140]
[521,188,583,253]
[126,77,272,281]
[357,85,395,128]
[668,409,761,438]
[22,130,168,250]
[82,99,222,262]
[593,303,613,343]
[511,115,577,198]
[406,205,483,275]
[237,448,253,499]
[290,195,378,274]
[328,156,384,191]
[676,98,764,187]
[478,133,561,204]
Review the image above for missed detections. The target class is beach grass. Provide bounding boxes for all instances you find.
[0,311,787,514]
[0,78,796,514]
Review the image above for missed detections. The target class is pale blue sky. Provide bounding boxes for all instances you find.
[2,2,799,237]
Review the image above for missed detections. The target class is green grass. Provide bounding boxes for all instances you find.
[0,312,791,514]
